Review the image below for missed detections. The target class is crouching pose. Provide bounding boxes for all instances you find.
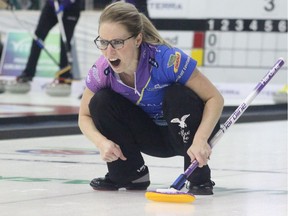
[78,2,224,195]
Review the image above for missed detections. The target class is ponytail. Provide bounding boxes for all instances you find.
[140,14,171,47]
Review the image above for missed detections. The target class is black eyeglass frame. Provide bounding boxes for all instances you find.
[94,35,136,50]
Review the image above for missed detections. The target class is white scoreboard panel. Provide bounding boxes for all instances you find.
[148,0,287,84]
[149,0,286,19]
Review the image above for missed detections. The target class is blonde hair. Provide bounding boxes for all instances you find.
[99,2,170,47]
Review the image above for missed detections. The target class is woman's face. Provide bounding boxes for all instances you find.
[98,22,142,75]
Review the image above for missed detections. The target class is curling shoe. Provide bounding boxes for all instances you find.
[188,180,215,195]
[90,165,150,191]
[16,73,33,83]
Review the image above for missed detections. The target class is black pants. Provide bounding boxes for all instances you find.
[89,85,220,184]
[23,1,80,79]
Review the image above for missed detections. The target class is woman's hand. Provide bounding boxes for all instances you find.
[187,139,211,167]
[99,139,127,163]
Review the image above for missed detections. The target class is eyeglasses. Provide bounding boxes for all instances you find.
[94,35,135,50]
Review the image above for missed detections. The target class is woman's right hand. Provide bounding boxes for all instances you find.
[99,139,127,163]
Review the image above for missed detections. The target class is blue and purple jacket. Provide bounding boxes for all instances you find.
[86,43,197,123]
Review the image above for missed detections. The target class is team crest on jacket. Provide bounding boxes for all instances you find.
[171,114,191,143]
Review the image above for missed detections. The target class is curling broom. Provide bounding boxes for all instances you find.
[145,57,285,203]
[53,0,73,67]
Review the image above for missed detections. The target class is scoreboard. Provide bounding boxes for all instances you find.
[148,0,287,84]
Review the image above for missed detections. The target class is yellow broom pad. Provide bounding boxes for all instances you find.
[145,191,196,203]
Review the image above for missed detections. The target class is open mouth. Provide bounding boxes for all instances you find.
[109,59,121,67]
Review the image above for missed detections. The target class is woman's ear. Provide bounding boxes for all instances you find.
[135,33,143,47]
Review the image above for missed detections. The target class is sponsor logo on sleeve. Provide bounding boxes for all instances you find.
[167,54,176,68]
[174,51,181,73]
